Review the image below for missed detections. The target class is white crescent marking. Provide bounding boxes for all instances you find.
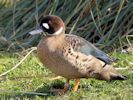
[54,27,63,35]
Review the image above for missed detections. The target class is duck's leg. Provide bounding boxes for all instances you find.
[51,79,70,95]
[62,79,70,93]
[73,79,80,92]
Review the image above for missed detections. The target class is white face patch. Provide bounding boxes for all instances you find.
[42,23,49,29]
[54,27,63,35]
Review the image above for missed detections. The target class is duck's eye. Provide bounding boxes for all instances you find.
[42,23,49,29]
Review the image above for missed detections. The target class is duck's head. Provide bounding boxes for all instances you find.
[29,15,65,35]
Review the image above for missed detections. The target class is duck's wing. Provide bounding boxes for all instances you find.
[65,34,113,64]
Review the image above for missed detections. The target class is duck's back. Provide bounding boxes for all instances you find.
[65,34,113,64]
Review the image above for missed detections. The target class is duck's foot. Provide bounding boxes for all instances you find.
[50,79,70,95]
[50,88,68,95]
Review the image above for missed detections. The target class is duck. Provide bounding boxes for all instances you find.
[29,15,126,93]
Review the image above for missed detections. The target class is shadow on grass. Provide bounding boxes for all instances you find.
[21,80,65,99]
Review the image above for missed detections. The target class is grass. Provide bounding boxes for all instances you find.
[0,51,133,100]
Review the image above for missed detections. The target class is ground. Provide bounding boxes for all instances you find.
[0,51,133,100]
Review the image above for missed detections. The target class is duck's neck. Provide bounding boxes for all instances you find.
[46,33,65,52]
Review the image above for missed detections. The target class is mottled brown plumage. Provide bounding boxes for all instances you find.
[37,33,125,81]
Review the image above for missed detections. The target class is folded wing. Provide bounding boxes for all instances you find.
[65,34,113,64]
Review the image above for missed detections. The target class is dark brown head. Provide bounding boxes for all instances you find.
[29,15,65,35]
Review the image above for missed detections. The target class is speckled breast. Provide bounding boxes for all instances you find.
[37,38,83,79]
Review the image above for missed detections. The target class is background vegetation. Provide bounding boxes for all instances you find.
[0,0,133,51]
[0,0,133,99]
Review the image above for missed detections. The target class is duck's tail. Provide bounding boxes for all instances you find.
[98,65,127,81]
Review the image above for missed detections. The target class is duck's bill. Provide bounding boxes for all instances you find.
[29,28,43,35]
